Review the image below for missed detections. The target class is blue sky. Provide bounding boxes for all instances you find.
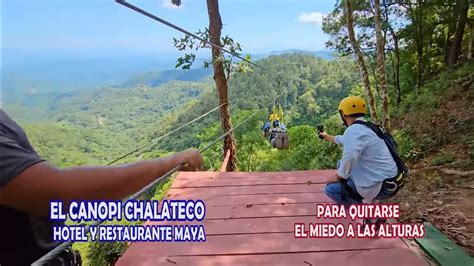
[2,0,336,62]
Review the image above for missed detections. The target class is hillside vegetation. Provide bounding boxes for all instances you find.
[8,53,361,171]
[4,55,473,263]
[8,79,213,166]
[391,63,473,255]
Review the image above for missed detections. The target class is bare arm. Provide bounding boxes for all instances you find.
[0,149,203,216]
[317,131,338,144]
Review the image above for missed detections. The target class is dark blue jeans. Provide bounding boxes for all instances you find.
[324,178,392,205]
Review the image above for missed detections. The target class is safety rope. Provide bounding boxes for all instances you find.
[116,0,288,130]
[107,103,226,165]
[115,0,265,70]
[116,0,292,120]
[31,97,276,266]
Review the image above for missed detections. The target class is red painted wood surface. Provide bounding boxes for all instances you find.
[117,171,427,266]
[167,184,325,198]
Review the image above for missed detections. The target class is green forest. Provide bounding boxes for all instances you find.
[2,0,473,264]
[9,55,361,172]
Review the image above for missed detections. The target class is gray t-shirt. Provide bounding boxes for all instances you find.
[0,109,44,184]
[0,109,58,264]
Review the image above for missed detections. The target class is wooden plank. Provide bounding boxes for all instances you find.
[150,200,323,220]
[166,192,329,203]
[202,192,328,206]
[205,203,317,220]
[177,170,336,180]
[121,232,407,257]
[416,223,474,266]
[171,176,326,188]
[144,216,353,235]
[117,248,427,266]
[167,183,325,198]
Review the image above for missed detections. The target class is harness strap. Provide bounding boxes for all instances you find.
[351,120,408,175]
[351,120,407,195]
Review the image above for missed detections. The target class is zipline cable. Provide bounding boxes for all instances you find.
[32,97,276,266]
[128,100,271,200]
[107,103,226,165]
[115,0,266,70]
[115,0,289,137]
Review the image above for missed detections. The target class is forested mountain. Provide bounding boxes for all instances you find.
[251,50,334,60]
[5,53,356,170]
[23,124,135,167]
[50,81,211,132]
[228,54,358,123]
[122,68,212,87]
[6,78,213,166]
[2,50,328,106]
[141,54,360,171]
[7,52,472,173]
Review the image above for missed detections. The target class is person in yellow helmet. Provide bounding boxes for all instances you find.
[268,113,279,122]
[318,96,398,207]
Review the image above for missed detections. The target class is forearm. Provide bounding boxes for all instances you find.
[57,156,182,200]
[323,134,337,144]
[0,155,185,216]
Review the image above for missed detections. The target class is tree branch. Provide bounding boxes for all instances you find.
[440,169,474,176]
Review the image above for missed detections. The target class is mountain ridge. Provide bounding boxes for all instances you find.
[2,50,333,101]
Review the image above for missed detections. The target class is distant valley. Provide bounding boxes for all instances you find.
[1,49,333,107]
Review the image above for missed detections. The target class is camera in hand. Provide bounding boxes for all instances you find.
[317,125,324,139]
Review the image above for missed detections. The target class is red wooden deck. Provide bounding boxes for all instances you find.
[117,170,428,265]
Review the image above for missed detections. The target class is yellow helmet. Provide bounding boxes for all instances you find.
[269,113,280,122]
[338,96,367,116]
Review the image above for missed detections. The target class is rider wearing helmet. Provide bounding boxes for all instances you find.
[268,119,280,147]
[318,96,398,204]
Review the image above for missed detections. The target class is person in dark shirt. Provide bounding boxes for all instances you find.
[0,110,203,265]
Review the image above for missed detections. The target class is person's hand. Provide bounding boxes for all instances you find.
[317,130,328,140]
[326,174,340,184]
[176,149,203,171]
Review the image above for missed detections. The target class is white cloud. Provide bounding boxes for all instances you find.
[161,0,182,9]
[298,12,326,26]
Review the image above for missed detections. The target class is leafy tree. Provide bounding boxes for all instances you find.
[206,0,238,171]
[447,0,470,66]
[374,0,391,131]
[171,0,253,171]
[343,0,379,122]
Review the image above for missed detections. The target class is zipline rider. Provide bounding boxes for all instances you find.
[317,96,400,205]
[0,109,203,265]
